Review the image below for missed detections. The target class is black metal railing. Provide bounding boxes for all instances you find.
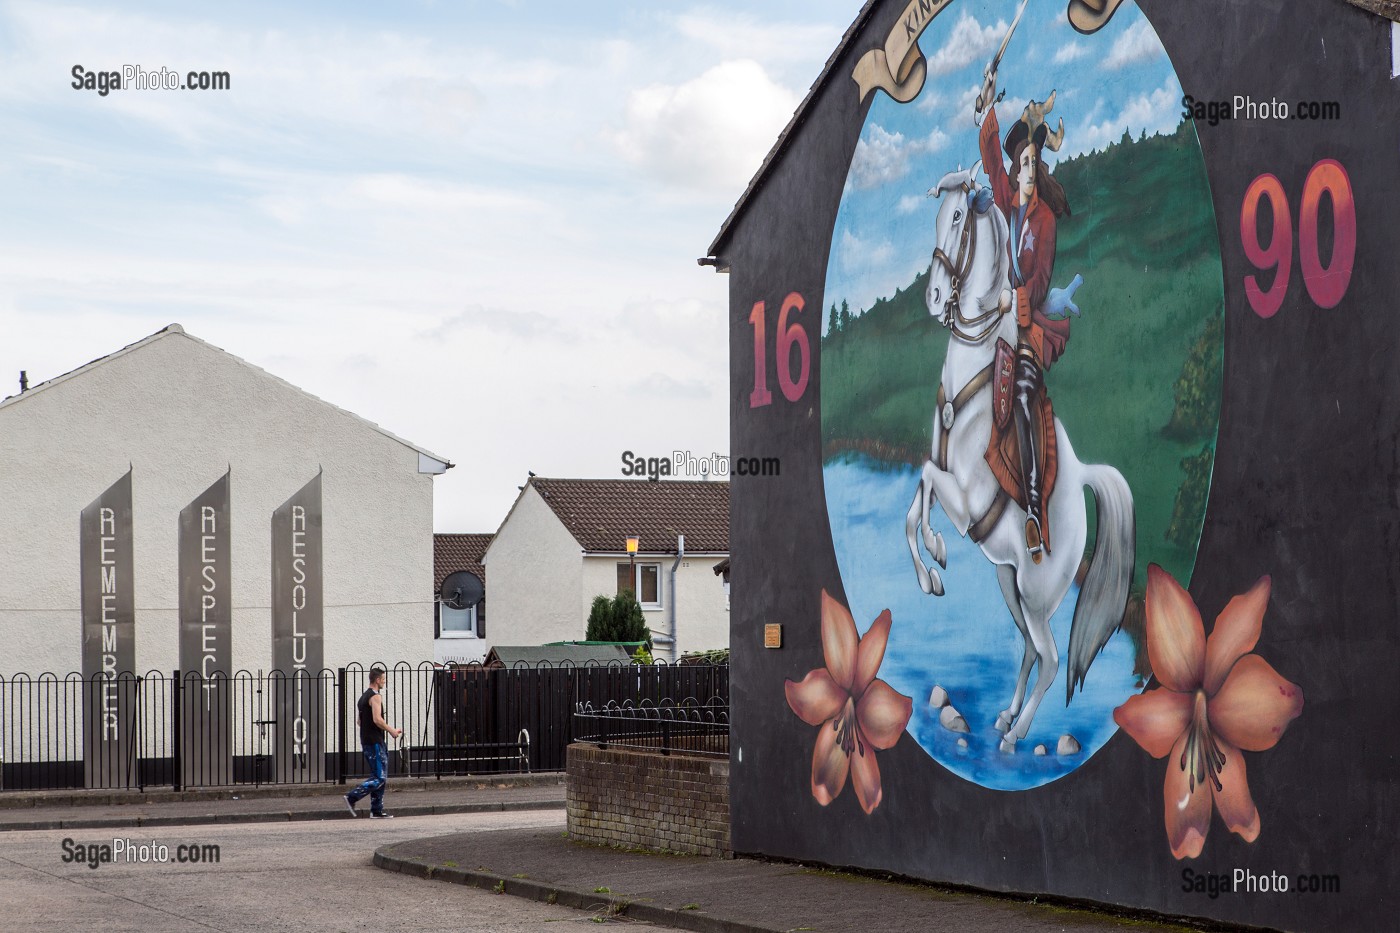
[573,698,729,759]
[0,661,729,791]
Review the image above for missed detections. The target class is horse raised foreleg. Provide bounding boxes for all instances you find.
[922,521,947,569]
[905,464,945,596]
[919,458,947,568]
[994,564,1034,735]
[1001,608,1060,753]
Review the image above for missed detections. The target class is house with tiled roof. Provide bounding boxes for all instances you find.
[433,533,493,663]
[482,477,730,660]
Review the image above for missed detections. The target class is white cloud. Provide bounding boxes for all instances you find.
[1103,19,1164,70]
[0,0,855,533]
[1054,42,1089,64]
[671,9,843,76]
[897,194,924,215]
[848,124,949,190]
[838,229,894,272]
[1068,76,1182,156]
[925,12,1006,78]
[610,59,799,192]
[917,79,982,119]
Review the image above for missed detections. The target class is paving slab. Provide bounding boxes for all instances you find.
[0,775,564,831]
[0,771,562,808]
[375,826,1229,933]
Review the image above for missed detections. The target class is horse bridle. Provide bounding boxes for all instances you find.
[932,194,1005,343]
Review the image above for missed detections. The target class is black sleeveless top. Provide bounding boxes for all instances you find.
[357,688,386,746]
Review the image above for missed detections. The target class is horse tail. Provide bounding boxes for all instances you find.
[1065,462,1136,704]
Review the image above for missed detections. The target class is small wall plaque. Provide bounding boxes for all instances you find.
[764,623,782,648]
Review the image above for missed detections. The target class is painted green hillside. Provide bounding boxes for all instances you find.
[821,118,1224,587]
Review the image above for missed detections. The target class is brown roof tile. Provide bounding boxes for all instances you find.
[434,533,492,592]
[529,477,728,554]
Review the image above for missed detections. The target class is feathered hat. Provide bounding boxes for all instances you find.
[1003,90,1066,158]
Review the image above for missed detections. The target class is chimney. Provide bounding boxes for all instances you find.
[19,371,28,393]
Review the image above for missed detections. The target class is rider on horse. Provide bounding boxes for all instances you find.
[977,67,1071,564]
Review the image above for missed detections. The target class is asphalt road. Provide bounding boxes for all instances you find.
[0,809,651,931]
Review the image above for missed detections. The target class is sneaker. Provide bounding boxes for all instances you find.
[344,795,358,817]
[370,811,394,819]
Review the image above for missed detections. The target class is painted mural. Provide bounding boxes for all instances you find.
[717,0,1385,928]
[814,0,1241,803]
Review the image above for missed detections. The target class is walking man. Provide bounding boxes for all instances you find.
[345,667,402,818]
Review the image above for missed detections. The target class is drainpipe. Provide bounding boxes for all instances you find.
[667,534,684,662]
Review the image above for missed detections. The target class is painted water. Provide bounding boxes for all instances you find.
[823,455,1144,791]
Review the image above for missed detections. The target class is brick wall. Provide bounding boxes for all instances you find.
[566,743,730,857]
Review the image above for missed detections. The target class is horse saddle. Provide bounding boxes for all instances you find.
[986,339,1059,550]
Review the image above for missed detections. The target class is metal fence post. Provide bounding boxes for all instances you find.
[132,675,144,792]
[337,667,348,785]
[171,670,182,791]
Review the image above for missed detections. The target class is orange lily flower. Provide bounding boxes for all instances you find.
[784,590,913,814]
[1114,565,1304,859]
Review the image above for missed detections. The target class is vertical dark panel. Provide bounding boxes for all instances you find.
[271,472,325,782]
[80,469,136,788]
[178,470,232,786]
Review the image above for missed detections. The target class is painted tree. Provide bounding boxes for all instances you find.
[1165,312,1224,440]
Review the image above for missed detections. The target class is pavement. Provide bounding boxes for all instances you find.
[0,773,564,832]
[0,776,1231,932]
[374,826,1224,933]
[0,809,620,932]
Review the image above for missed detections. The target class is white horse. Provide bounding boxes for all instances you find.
[906,163,1135,753]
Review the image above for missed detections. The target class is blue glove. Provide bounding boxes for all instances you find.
[1044,273,1083,319]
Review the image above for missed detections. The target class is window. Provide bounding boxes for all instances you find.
[616,562,661,608]
[438,602,484,639]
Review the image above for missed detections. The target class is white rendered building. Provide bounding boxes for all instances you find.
[482,477,729,660]
[0,324,450,677]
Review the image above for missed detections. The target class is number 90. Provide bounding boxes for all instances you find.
[1240,159,1355,319]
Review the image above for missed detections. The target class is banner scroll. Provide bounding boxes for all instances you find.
[1067,0,1128,34]
[853,0,954,103]
[854,0,1130,103]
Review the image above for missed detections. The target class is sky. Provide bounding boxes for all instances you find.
[824,0,1182,322]
[0,0,859,532]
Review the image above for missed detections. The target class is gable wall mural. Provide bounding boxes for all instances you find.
[716,1,1391,929]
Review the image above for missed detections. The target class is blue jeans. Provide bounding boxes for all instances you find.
[347,743,388,814]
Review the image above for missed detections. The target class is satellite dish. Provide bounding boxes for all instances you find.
[440,571,484,610]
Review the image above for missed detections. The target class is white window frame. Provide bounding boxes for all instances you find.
[617,561,664,610]
[439,603,479,639]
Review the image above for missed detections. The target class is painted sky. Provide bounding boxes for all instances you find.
[0,0,859,532]
[826,0,1183,323]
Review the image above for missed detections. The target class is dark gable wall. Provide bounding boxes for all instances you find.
[722,1,1399,929]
